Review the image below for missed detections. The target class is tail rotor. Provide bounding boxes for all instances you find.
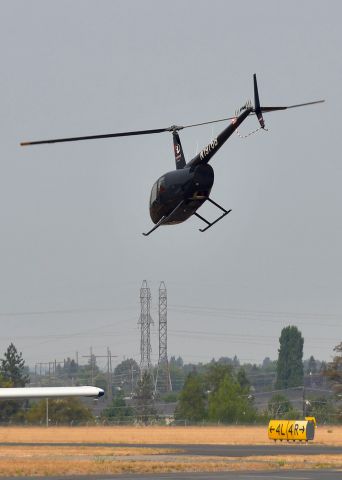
[252,73,324,130]
[253,73,266,129]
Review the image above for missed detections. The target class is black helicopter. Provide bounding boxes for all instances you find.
[21,75,324,236]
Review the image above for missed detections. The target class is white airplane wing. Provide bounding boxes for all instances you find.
[0,386,104,399]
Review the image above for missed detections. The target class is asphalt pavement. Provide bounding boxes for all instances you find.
[1,442,341,479]
[0,442,341,457]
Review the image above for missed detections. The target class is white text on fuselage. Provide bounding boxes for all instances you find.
[199,138,218,161]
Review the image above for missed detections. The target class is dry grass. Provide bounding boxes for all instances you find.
[0,458,272,476]
[0,445,177,457]
[0,425,342,445]
[0,426,341,476]
[0,451,341,476]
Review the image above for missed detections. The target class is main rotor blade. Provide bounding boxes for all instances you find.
[181,116,236,129]
[261,100,325,113]
[20,127,169,146]
[20,116,240,146]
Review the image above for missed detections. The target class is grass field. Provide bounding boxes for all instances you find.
[0,426,341,476]
[0,425,341,445]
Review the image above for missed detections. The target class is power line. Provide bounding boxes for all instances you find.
[169,304,342,328]
[0,306,136,317]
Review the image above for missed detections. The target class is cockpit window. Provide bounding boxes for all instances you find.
[150,181,158,203]
[157,176,166,193]
[150,176,166,205]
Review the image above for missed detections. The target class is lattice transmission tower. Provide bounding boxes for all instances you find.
[138,280,154,376]
[155,281,172,394]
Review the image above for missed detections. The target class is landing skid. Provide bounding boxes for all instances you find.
[142,200,185,236]
[194,198,231,232]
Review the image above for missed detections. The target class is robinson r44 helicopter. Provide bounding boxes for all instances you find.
[21,75,324,236]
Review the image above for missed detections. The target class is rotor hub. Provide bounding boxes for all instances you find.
[167,125,184,132]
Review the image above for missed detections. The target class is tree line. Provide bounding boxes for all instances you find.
[0,326,341,425]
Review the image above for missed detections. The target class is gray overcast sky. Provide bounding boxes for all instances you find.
[0,0,341,370]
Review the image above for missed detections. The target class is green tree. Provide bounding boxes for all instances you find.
[170,356,184,368]
[262,357,272,369]
[0,344,30,422]
[57,357,78,379]
[267,393,299,419]
[175,372,207,422]
[324,342,342,421]
[101,391,134,423]
[325,342,342,396]
[160,391,178,403]
[305,396,336,423]
[208,374,256,423]
[77,354,100,385]
[114,359,140,395]
[0,343,29,387]
[237,367,250,390]
[26,398,94,425]
[169,356,186,392]
[205,362,233,394]
[275,326,304,389]
[134,371,157,424]
[0,373,19,423]
[306,355,318,374]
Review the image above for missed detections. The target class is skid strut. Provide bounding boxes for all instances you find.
[194,198,231,232]
[142,200,185,236]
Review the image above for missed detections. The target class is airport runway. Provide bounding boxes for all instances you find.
[0,469,341,480]
[0,443,340,479]
[1,442,342,457]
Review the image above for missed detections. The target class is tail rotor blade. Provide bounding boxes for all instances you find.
[261,100,325,113]
[253,73,265,129]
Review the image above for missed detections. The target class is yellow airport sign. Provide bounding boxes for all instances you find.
[268,420,288,441]
[268,417,316,442]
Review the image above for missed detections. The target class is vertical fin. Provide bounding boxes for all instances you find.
[173,131,186,169]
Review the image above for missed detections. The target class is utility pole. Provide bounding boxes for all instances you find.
[155,281,172,394]
[35,361,64,385]
[82,347,95,385]
[35,362,52,385]
[46,398,49,428]
[106,347,117,402]
[53,360,66,384]
[138,280,154,378]
[35,363,44,385]
[82,348,117,402]
[131,364,134,395]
